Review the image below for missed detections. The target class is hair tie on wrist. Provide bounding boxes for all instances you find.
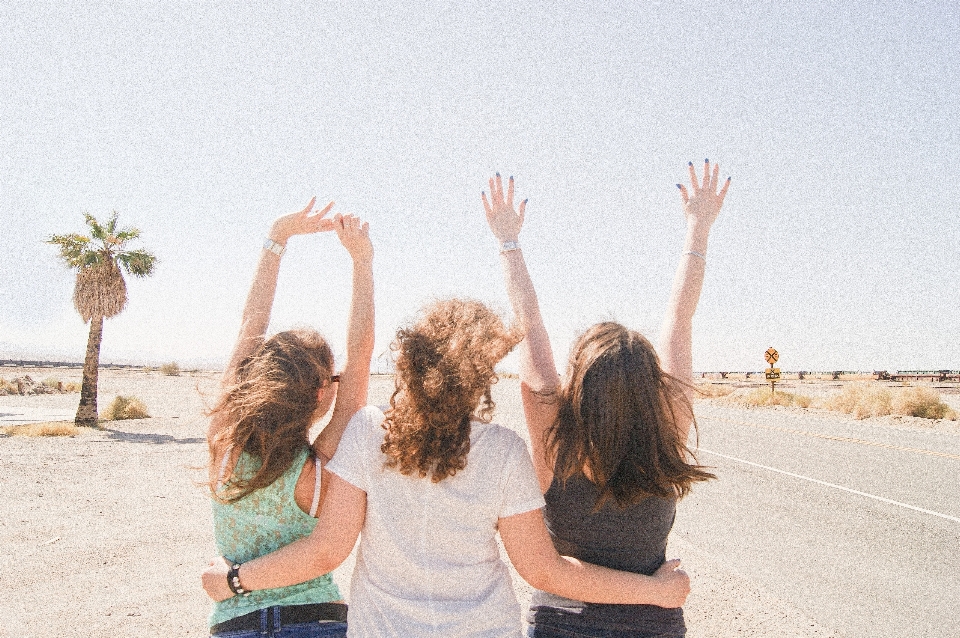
[684,250,706,262]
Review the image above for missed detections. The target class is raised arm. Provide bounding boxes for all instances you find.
[500,508,689,607]
[659,160,730,445]
[210,198,335,439]
[482,174,561,493]
[313,215,375,462]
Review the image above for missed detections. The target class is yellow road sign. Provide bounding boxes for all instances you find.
[765,347,779,365]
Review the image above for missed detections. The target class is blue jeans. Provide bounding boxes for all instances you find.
[212,606,347,638]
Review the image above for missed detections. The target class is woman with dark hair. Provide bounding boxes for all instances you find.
[205,197,374,638]
[484,164,728,637]
[203,297,691,637]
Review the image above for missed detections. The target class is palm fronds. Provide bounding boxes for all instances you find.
[116,248,157,277]
[47,233,96,268]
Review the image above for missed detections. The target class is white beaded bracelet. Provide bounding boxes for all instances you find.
[684,250,706,262]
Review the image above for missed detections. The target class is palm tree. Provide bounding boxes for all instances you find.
[48,213,156,426]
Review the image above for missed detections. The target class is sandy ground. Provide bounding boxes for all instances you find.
[2,367,956,637]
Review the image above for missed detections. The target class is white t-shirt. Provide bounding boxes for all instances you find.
[327,405,545,638]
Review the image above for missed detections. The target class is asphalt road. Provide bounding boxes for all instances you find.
[673,403,960,637]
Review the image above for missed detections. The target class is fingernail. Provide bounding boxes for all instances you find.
[510,175,514,181]
[496,172,500,177]
[727,176,731,181]
[688,161,693,166]
[523,198,528,204]
[704,158,709,163]
[676,184,682,189]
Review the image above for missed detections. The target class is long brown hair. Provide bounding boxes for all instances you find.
[548,322,715,508]
[381,299,522,482]
[208,329,334,502]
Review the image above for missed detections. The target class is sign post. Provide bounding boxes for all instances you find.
[764,347,781,393]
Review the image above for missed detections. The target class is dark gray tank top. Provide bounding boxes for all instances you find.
[528,473,685,635]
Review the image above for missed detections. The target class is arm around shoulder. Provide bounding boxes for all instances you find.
[499,508,689,608]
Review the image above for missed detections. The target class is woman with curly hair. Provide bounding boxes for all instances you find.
[203,297,691,636]
[205,197,374,638]
[484,165,728,638]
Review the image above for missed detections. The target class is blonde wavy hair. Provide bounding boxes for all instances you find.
[208,329,333,503]
[382,299,522,482]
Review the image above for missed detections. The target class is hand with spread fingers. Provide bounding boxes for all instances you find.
[332,213,373,264]
[677,159,730,231]
[482,174,527,243]
[268,197,337,246]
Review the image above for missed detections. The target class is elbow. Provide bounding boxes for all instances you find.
[519,565,552,592]
[517,555,565,594]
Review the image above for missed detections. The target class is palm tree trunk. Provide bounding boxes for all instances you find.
[76,315,104,427]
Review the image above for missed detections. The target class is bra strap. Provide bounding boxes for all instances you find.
[309,455,323,517]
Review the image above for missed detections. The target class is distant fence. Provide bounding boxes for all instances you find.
[0,359,149,370]
[696,370,960,382]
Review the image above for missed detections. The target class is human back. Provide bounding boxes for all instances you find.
[203,200,375,637]
[485,166,728,637]
[202,293,691,636]
[328,405,543,636]
[327,298,538,636]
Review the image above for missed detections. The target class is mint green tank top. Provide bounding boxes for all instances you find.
[209,446,342,627]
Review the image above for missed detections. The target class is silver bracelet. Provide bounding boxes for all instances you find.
[684,250,706,262]
[500,240,520,254]
[263,238,286,257]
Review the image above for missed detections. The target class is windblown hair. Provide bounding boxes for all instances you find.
[207,329,333,503]
[548,322,715,509]
[382,299,522,482]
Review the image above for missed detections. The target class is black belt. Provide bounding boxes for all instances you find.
[210,602,348,635]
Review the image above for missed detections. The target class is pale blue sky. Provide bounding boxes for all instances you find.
[2,1,958,372]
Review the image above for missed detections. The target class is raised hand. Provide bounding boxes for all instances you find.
[482,174,527,243]
[651,559,691,608]
[269,197,336,245]
[332,213,373,263]
[677,160,730,230]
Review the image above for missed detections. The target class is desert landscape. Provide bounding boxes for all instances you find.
[1,366,958,637]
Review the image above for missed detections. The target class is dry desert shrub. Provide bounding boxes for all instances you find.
[695,383,735,398]
[0,422,80,437]
[102,395,150,420]
[0,377,17,395]
[891,386,957,420]
[40,377,81,392]
[160,361,181,376]
[819,383,956,420]
[723,388,812,408]
[821,382,891,419]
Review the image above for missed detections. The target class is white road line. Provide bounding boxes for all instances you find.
[699,447,960,524]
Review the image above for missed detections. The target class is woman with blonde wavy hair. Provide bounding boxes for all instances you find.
[203,285,691,637]
[205,197,373,638]
[485,164,728,638]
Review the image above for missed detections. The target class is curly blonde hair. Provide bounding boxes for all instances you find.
[208,329,333,502]
[382,299,522,482]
